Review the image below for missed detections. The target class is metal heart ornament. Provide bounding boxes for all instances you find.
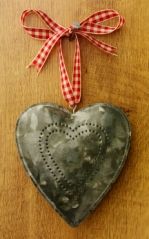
[16,103,131,226]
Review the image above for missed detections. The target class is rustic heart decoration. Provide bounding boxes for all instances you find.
[16,103,131,226]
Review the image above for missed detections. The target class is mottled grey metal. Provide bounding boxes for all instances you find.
[16,103,131,227]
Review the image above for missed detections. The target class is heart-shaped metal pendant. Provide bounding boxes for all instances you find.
[16,103,131,226]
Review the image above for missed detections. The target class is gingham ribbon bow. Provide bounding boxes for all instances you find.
[21,9,125,107]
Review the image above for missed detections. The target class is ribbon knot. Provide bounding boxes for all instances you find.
[67,22,81,40]
[64,27,75,40]
[21,9,125,107]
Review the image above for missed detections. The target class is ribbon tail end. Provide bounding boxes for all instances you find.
[110,48,118,56]
[26,63,41,74]
[112,52,118,56]
[26,63,33,69]
[26,65,30,69]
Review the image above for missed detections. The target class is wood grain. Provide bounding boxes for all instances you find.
[0,0,149,238]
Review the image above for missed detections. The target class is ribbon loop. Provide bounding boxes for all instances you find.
[80,9,125,35]
[21,9,125,107]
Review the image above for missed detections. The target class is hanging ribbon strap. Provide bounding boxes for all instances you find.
[21,9,125,107]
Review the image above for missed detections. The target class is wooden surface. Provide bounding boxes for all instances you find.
[0,0,149,238]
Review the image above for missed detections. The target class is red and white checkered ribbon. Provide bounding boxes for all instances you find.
[21,9,125,107]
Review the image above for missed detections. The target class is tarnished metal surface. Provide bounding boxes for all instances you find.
[16,103,131,226]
